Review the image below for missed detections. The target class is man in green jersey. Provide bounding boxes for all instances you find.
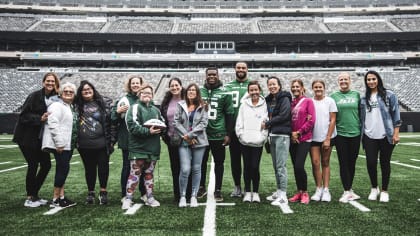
[199,67,234,202]
[224,62,250,197]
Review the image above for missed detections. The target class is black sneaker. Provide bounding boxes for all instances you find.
[49,199,60,208]
[214,190,223,202]
[197,186,207,199]
[86,191,95,204]
[59,197,77,208]
[99,191,108,205]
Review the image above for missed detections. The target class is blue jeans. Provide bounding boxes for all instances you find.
[179,146,206,197]
[269,135,290,192]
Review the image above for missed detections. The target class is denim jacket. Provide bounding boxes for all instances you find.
[360,90,402,144]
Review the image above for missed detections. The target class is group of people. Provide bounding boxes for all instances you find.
[13,62,401,210]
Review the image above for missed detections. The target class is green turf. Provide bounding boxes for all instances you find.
[0,134,419,235]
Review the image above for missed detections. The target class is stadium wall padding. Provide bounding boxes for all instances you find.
[0,112,419,134]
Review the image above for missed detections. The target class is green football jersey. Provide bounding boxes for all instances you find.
[224,78,250,121]
[201,86,234,140]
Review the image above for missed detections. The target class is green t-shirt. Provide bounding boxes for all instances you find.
[330,90,361,137]
[224,78,250,121]
[201,85,234,140]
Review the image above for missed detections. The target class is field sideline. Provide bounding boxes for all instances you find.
[0,133,419,236]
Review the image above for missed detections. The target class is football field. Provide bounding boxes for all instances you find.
[0,134,419,235]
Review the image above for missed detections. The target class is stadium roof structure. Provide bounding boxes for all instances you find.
[0,0,420,14]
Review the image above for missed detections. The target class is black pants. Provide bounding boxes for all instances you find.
[19,145,51,197]
[167,145,181,199]
[290,142,310,191]
[241,145,263,193]
[201,140,226,191]
[53,150,72,188]
[120,149,145,197]
[79,148,109,192]
[363,135,394,191]
[229,133,243,187]
[335,135,361,191]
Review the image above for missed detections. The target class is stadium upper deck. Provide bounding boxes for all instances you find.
[0,0,419,14]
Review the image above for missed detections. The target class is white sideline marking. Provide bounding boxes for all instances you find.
[124,204,143,215]
[43,207,65,215]
[410,159,420,162]
[0,161,12,165]
[0,164,27,173]
[109,162,114,164]
[70,161,79,165]
[198,202,235,207]
[202,158,216,236]
[359,154,420,170]
[348,201,371,212]
[0,153,81,173]
[278,203,294,214]
[0,144,18,149]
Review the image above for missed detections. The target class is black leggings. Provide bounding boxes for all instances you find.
[335,135,361,191]
[167,145,181,199]
[79,148,109,191]
[201,140,226,191]
[241,145,262,193]
[363,135,395,191]
[229,133,243,186]
[19,145,51,197]
[290,142,310,192]
[54,150,73,188]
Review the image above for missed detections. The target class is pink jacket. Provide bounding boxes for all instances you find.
[291,96,316,142]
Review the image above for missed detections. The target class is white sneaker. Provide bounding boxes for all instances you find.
[178,197,187,207]
[146,197,160,207]
[321,188,331,202]
[231,186,243,198]
[368,187,380,201]
[271,194,288,206]
[339,191,352,203]
[190,197,198,207]
[266,191,278,201]
[311,188,323,201]
[379,191,389,203]
[243,192,252,202]
[140,194,147,203]
[252,193,261,203]
[350,189,360,200]
[121,197,133,210]
[24,199,41,208]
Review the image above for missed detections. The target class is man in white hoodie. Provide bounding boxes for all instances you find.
[235,80,268,203]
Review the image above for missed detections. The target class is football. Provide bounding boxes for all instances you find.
[117,97,130,118]
[143,118,166,129]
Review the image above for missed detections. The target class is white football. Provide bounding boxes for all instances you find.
[144,119,166,129]
[117,97,130,118]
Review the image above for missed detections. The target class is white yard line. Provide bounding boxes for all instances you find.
[358,155,420,170]
[0,164,27,173]
[410,159,420,162]
[0,161,12,165]
[43,207,65,215]
[348,201,371,212]
[124,204,143,215]
[202,157,216,236]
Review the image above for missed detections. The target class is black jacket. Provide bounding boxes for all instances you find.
[13,89,55,148]
[265,91,292,135]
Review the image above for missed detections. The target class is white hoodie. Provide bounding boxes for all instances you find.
[235,95,268,147]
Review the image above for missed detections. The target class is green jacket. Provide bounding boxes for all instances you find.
[111,93,138,150]
[125,100,164,160]
[200,83,234,140]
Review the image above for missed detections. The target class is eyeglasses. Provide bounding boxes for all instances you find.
[82,87,92,92]
[63,90,74,94]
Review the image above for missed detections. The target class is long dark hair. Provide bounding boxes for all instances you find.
[75,80,106,115]
[161,77,186,109]
[186,83,207,111]
[364,70,388,111]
